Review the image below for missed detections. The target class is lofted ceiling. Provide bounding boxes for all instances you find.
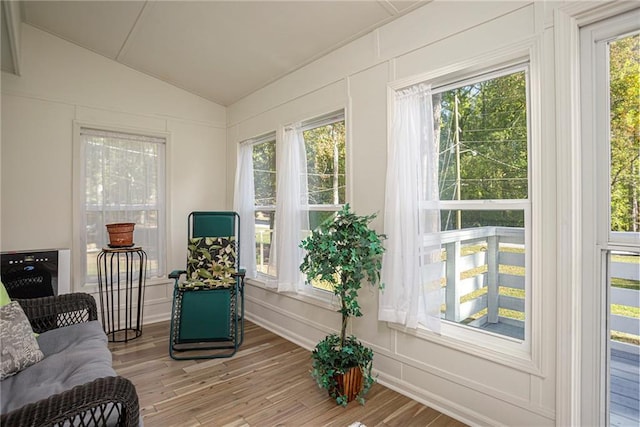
[9,0,427,106]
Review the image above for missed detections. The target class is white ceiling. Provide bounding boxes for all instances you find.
[18,0,426,106]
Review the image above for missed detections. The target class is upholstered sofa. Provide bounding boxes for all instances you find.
[0,293,140,427]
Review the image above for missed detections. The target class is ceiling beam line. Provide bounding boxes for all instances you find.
[116,0,151,62]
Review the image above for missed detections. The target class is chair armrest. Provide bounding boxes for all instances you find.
[16,293,98,334]
[233,270,245,284]
[0,376,139,427]
[169,269,187,279]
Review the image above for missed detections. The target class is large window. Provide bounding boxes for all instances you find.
[301,111,346,291]
[580,14,639,425]
[302,112,346,228]
[434,66,530,339]
[81,127,166,284]
[251,133,277,276]
[245,111,346,292]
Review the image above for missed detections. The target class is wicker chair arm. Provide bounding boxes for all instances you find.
[0,376,139,427]
[16,293,98,334]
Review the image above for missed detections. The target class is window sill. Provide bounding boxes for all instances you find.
[246,277,339,312]
[386,320,544,377]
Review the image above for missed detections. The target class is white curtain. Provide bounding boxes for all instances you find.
[233,141,257,279]
[272,124,309,293]
[81,127,166,283]
[379,84,442,333]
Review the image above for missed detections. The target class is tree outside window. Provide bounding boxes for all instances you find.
[252,136,276,276]
[302,114,346,291]
[303,118,346,230]
[432,67,530,340]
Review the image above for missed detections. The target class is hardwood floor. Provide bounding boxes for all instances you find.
[109,320,467,427]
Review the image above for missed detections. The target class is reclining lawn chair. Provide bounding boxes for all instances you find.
[169,211,245,359]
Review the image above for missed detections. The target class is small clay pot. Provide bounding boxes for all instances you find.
[106,223,135,247]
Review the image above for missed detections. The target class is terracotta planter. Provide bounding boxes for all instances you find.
[334,366,363,403]
[106,223,135,247]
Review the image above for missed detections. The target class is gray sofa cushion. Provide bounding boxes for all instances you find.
[0,320,116,414]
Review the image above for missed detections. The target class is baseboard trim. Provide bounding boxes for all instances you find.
[376,371,502,427]
[245,311,316,352]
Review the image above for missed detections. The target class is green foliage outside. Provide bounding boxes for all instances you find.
[251,122,345,208]
[608,34,640,344]
[252,140,276,207]
[252,122,345,274]
[303,122,346,205]
[609,34,639,232]
[436,71,528,231]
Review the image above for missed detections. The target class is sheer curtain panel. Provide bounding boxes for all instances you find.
[234,141,257,279]
[273,125,309,293]
[379,84,442,333]
[81,127,166,284]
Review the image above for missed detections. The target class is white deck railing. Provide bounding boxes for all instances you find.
[439,226,526,334]
[610,254,640,355]
[438,227,639,347]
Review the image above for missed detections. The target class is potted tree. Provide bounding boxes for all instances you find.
[300,204,385,406]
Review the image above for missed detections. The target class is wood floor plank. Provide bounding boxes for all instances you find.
[110,320,467,426]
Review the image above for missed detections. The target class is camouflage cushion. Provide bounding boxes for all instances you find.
[182,237,237,289]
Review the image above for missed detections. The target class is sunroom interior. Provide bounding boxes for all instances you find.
[1,1,638,426]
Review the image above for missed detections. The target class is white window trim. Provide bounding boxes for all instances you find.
[298,110,347,297]
[246,277,339,312]
[245,131,277,280]
[300,110,345,132]
[387,38,544,376]
[248,109,349,303]
[553,3,640,425]
[579,9,640,427]
[72,121,170,293]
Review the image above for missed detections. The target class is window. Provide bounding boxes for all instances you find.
[606,39,640,415]
[580,14,639,425]
[243,111,346,292]
[434,66,530,340]
[301,111,346,291]
[251,133,277,276]
[302,112,346,228]
[609,34,640,237]
[81,127,166,284]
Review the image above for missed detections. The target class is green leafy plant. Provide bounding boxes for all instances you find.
[300,204,385,406]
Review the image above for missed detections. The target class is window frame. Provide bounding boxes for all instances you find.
[387,41,543,375]
[298,110,347,294]
[72,122,169,292]
[433,64,531,335]
[300,110,346,209]
[249,132,277,280]
[580,12,640,425]
[245,110,348,300]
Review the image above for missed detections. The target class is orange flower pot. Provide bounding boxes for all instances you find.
[106,223,135,247]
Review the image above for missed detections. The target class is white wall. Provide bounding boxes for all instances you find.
[226,2,564,425]
[1,23,227,322]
